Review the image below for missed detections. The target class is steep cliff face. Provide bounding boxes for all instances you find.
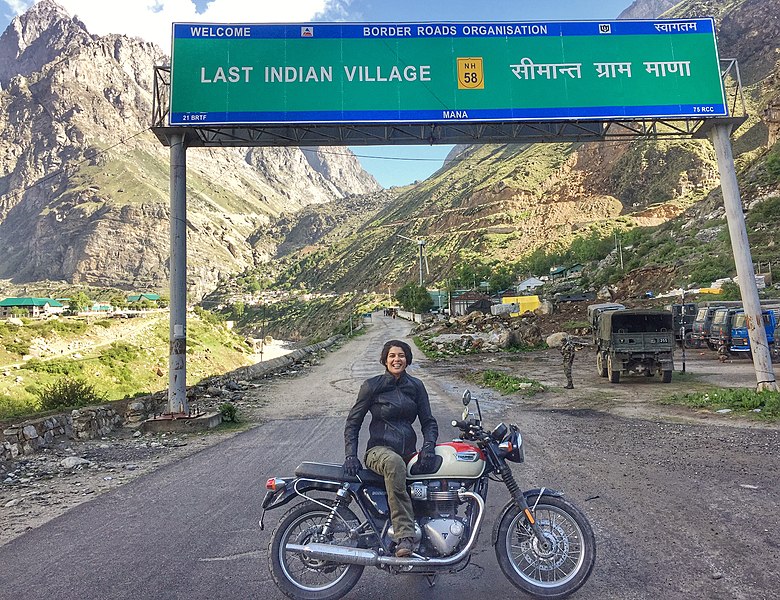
[0,0,380,297]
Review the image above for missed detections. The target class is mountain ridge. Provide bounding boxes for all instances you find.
[0,0,381,298]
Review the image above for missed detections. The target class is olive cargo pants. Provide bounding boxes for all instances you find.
[364,445,415,540]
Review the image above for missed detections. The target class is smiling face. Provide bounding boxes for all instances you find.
[385,346,408,378]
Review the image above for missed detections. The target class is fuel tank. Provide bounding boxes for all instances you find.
[406,441,485,480]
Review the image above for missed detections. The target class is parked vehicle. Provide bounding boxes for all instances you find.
[708,306,742,350]
[587,302,625,343]
[729,308,778,356]
[261,390,596,600]
[595,309,675,383]
[690,305,725,349]
[666,302,698,344]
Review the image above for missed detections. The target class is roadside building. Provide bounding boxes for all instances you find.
[500,295,542,317]
[0,297,66,319]
[451,291,492,316]
[127,293,161,303]
[517,277,544,294]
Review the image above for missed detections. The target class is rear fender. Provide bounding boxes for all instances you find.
[259,477,347,531]
[491,488,564,546]
[262,477,343,512]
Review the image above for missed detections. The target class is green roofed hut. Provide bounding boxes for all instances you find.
[127,293,161,303]
[0,297,65,318]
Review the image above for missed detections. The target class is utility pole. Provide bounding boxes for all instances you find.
[417,241,425,286]
[168,133,188,415]
[710,123,777,391]
[614,231,624,270]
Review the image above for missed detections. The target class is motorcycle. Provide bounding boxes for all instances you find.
[260,390,596,599]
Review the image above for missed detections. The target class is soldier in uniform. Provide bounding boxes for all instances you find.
[717,338,729,363]
[561,335,576,389]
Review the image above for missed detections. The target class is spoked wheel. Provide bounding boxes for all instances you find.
[495,496,596,599]
[269,500,364,600]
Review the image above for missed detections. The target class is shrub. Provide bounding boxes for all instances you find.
[474,369,544,396]
[3,340,30,356]
[25,358,84,375]
[98,342,139,367]
[37,377,107,411]
[219,401,238,422]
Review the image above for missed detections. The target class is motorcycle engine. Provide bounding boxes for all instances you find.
[409,480,468,556]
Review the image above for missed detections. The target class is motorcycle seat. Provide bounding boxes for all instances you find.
[295,461,385,486]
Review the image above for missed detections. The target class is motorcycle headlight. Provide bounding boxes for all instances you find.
[498,431,524,463]
[491,423,508,441]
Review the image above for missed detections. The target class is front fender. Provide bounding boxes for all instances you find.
[490,488,564,546]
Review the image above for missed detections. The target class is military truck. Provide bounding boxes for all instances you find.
[587,302,625,343]
[666,302,698,345]
[708,306,742,350]
[595,309,675,384]
[690,305,719,349]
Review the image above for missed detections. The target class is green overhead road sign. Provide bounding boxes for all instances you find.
[170,19,727,126]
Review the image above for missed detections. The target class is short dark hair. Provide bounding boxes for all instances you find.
[380,339,413,367]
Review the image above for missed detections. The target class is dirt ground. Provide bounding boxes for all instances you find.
[0,322,776,549]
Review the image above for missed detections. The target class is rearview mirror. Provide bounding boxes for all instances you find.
[462,390,471,406]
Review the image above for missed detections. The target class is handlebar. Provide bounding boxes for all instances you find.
[451,419,470,430]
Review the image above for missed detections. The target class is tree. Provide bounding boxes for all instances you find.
[110,295,128,310]
[68,292,91,314]
[232,301,246,320]
[395,283,433,313]
[395,283,417,311]
[411,286,434,313]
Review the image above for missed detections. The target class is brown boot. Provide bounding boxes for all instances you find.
[395,537,414,557]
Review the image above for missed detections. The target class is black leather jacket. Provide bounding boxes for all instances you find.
[344,371,438,460]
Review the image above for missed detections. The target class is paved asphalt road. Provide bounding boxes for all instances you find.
[1,315,778,600]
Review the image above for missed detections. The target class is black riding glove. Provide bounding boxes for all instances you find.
[418,443,437,471]
[343,455,361,476]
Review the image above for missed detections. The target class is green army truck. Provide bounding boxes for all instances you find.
[595,309,675,384]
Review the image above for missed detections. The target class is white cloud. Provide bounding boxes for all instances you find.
[25,0,332,53]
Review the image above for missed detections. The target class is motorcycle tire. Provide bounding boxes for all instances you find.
[495,495,596,599]
[268,499,364,600]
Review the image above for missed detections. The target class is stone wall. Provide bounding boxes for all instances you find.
[1,335,344,462]
[2,406,123,461]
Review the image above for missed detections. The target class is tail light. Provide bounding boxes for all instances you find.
[266,478,287,492]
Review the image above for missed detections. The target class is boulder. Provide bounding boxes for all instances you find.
[546,332,569,348]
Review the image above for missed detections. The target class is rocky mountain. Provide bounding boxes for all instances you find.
[0,0,380,298]
[618,0,680,20]
[261,0,780,297]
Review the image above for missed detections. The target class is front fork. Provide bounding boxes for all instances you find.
[498,464,551,552]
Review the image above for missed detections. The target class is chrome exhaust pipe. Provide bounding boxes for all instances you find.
[284,491,485,568]
[285,543,380,566]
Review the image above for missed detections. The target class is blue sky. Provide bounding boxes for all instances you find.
[0,0,635,187]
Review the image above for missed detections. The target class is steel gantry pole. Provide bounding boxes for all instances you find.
[168,133,190,413]
[710,123,778,391]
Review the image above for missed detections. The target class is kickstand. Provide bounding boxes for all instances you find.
[426,574,437,587]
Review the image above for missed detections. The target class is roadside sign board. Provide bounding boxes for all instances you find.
[169,19,727,126]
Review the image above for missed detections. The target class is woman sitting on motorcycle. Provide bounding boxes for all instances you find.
[343,339,438,557]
